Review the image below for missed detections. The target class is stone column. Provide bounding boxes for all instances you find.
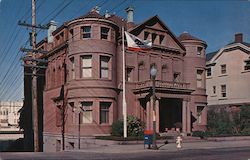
[156,100,159,133]
[187,102,191,134]
[150,97,153,130]
[146,101,150,130]
[182,100,187,134]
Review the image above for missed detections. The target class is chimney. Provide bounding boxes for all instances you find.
[47,20,57,43]
[105,10,110,18]
[126,6,134,23]
[235,33,243,43]
[91,6,100,14]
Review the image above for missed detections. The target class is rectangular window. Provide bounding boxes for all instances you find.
[197,47,202,55]
[197,70,203,88]
[213,86,216,94]
[100,56,110,79]
[82,26,91,38]
[70,57,75,79]
[197,106,204,124]
[80,102,93,124]
[244,60,250,70]
[126,68,133,82]
[81,55,92,78]
[100,102,111,124]
[207,68,211,76]
[101,27,110,40]
[56,106,62,127]
[221,64,226,74]
[221,85,226,97]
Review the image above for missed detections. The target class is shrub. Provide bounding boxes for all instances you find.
[111,115,145,138]
[111,119,123,137]
[207,109,232,136]
[127,115,145,137]
[206,105,250,136]
[192,131,207,139]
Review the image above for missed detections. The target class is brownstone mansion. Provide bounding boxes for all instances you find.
[23,7,207,151]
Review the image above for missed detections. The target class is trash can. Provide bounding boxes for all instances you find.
[144,130,153,149]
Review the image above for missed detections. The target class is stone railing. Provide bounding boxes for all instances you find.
[135,80,190,90]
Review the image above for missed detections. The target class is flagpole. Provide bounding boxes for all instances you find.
[122,26,127,138]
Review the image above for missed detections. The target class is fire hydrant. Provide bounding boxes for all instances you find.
[176,136,182,149]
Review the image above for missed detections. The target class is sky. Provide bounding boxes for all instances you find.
[0,0,249,101]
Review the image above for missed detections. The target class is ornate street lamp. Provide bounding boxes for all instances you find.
[150,64,158,150]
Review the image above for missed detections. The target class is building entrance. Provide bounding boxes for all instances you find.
[159,98,182,132]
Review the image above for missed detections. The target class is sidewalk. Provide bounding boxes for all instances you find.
[70,137,250,154]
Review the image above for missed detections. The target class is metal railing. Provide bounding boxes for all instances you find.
[135,80,190,90]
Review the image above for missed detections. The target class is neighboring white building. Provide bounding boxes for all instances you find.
[0,101,23,131]
[206,33,250,107]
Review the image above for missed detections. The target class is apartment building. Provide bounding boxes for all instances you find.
[206,33,250,108]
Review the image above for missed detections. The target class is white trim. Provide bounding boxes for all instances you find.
[209,43,250,63]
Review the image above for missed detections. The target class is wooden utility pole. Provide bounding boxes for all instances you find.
[31,0,39,152]
[19,0,48,152]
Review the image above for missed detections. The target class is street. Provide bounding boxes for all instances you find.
[0,147,249,160]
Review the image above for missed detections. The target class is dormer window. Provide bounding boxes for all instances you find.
[82,26,91,38]
[159,35,165,44]
[152,33,157,44]
[144,31,150,40]
[101,27,109,40]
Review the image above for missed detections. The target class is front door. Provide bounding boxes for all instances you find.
[159,98,182,132]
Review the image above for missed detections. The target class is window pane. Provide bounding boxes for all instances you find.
[82,56,92,67]
[100,102,111,124]
[100,56,110,78]
[197,47,202,55]
[101,69,108,78]
[82,26,91,38]
[82,111,92,123]
[81,102,93,124]
[221,65,226,74]
[101,56,110,67]
[207,68,211,76]
[82,68,92,77]
[101,27,109,40]
[83,26,91,32]
[221,85,226,97]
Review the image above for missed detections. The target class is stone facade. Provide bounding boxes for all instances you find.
[0,101,22,130]
[206,33,250,108]
[34,8,207,151]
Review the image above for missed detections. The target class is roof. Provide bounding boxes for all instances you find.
[129,15,186,52]
[206,51,218,61]
[226,41,250,48]
[75,10,104,20]
[178,32,204,42]
[67,10,127,28]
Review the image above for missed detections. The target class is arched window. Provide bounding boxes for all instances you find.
[46,69,50,88]
[138,61,144,81]
[58,66,61,85]
[162,64,168,81]
[52,68,56,87]
[150,63,157,80]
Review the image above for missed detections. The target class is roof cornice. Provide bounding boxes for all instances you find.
[209,43,250,63]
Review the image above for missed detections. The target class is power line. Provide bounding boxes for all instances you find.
[0,0,75,100]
